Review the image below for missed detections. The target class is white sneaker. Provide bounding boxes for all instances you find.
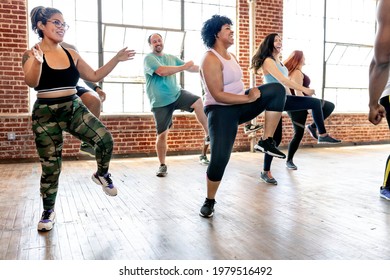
[37,209,56,231]
[91,172,118,196]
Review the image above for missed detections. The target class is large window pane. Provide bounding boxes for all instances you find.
[143,0,163,27]
[184,2,201,30]
[28,0,237,113]
[123,0,143,25]
[283,0,376,113]
[75,21,99,53]
[162,0,181,29]
[102,0,123,24]
[124,84,149,113]
[102,83,124,113]
[75,0,98,22]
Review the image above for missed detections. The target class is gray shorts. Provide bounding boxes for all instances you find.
[151,89,200,134]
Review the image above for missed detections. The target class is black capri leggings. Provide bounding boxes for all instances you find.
[287,100,335,161]
[263,98,335,171]
[205,83,286,182]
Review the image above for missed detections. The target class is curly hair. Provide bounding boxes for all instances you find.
[201,15,232,48]
[250,33,279,74]
[30,6,62,39]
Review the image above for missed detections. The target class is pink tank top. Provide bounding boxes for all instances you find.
[201,48,245,106]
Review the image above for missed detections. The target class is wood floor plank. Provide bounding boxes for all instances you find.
[1,144,390,259]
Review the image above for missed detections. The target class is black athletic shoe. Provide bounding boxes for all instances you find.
[306,125,318,140]
[199,198,216,218]
[254,137,286,159]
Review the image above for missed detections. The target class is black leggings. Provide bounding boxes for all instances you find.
[205,83,286,182]
[263,97,334,171]
[287,100,335,161]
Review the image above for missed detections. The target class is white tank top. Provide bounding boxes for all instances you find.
[380,71,390,99]
[201,48,245,106]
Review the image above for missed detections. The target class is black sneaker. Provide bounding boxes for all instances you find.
[80,142,95,157]
[254,137,286,159]
[306,125,318,140]
[199,198,216,218]
[317,134,341,144]
[244,123,263,134]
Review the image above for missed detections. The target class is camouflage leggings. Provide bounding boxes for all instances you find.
[32,95,113,210]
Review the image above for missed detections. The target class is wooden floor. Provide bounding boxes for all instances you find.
[1,144,390,260]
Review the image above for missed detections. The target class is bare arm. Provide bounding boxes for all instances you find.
[289,70,305,96]
[201,52,259,104]
[187,64,199,73]
[368,0,390,124]
[155,60,198,76]
[22,44,43,87]
[76,47,136,82]
[263,58,314,96]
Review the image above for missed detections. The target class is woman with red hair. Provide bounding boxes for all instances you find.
[283,50,337,170]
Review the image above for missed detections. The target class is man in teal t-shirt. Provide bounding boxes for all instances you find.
[144,33,210,177]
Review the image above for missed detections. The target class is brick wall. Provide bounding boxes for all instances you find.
[0,0,29,114]
[0,0,388,162]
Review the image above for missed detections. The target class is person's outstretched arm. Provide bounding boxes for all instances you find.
[369,0,390,125]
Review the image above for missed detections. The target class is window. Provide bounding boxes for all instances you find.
[283,0,377,112]
[27,0,236,113]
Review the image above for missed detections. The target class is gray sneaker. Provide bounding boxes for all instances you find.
[199,155,210,165]
[156,164,168,177]
[318,134,341,144]
[260,171,278,185]
[286,160,298,170]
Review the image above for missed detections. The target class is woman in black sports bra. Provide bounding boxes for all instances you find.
[22,6,135,232]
